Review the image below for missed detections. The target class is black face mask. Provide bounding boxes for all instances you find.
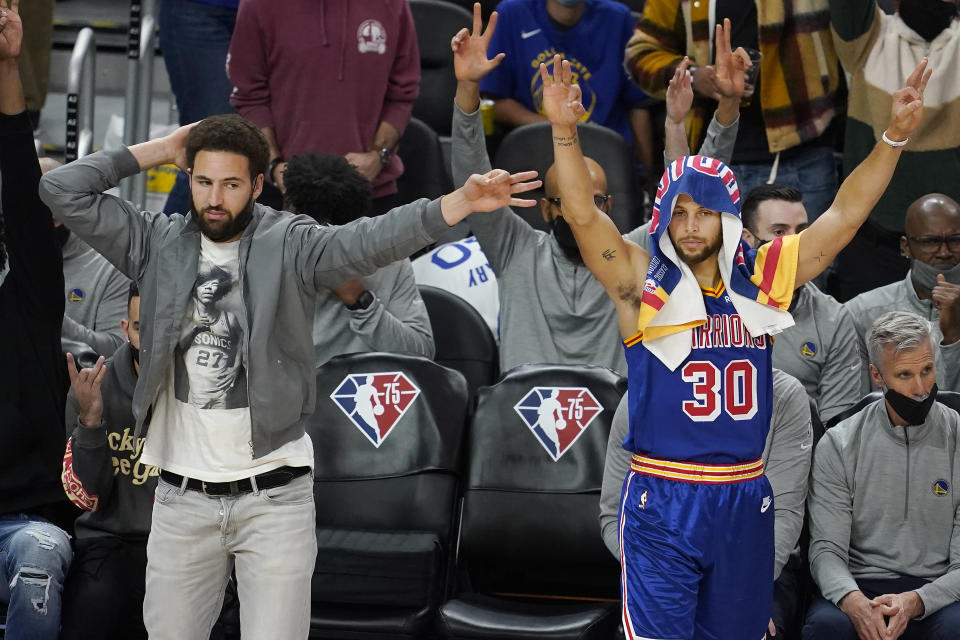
[551,216,583,264]
[900,0,958,41]
[883,382,938,425]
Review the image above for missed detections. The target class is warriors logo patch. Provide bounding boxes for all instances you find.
[68,288,84,303]
[933,479,950,496]
[514,387,602,461]
[330,372,420,447]
[801,341,817,358]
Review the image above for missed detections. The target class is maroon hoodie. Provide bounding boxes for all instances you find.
[228,0,420,198]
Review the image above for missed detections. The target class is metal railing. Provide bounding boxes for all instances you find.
[65,27,96,163]
[120,0,157,207]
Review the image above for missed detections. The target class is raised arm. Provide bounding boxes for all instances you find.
[795,59,930,287]
[542,55,650,338]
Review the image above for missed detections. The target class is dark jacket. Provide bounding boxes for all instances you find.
[0,111,70,517]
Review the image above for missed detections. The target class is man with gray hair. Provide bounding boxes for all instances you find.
[804,310,960,639]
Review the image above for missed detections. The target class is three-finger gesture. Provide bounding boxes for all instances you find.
[666,57,694,125]
[712,18,751,100]
[452,3,504,83]
[887,58,931,143]
[461,168,541,213]
[0,0,22,61]
[539,55,585,127]
[66,353,106,428]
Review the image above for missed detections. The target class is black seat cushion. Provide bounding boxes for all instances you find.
[437,593,619,640]
[309,602,433,640]
[313,528,441,608]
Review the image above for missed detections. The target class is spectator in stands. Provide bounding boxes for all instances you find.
[828,0,960,301]
[412,235,501,340]
[159,0,238,215]
[627,0,843,223]
[741,185,868,422]
[228,0,420,215]
[601,368,814,638]
[0,2,73,634]
[805,310,960,640]
[60,284,153,640]
[38,106,539,637]
[39,158,132,357]
[282,152,435,364]
[481,0,654,179]
[845,194,960,391]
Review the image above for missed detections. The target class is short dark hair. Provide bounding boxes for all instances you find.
[127,282,140,310]
[282,152,372,225]
[741,184,803,233]
[184,114,270,182]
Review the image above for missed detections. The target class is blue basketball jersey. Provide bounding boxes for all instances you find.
[623,283,774,464]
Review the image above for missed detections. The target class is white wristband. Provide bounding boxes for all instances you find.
[882,130,908,148]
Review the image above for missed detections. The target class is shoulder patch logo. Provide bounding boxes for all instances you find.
[514,386,602,461]
[68,288,84,303]
[330,372,420,447]
[933,479,949,496]
[357,19,387,54]
[800,341,817,358]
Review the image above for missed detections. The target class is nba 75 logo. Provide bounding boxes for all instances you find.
[330,373,421,447]
[514,387,602,461]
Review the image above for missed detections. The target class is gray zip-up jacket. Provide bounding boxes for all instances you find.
[808,400,960,617]
[39,147,449,458]
[845,272,960,391]
[61,233,130,356]
[600,368,813,579]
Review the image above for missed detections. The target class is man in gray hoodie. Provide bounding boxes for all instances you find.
[39,113,538,639]
[804,310,960,639]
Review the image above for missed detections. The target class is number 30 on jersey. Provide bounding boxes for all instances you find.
[681,359,758,421]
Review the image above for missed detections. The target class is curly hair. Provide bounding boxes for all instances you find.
[195,262,234,302]
[282,152,372,225]
[184,114,270,182]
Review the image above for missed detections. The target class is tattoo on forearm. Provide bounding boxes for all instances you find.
[814,250,826,263]
[602,249,616,261]
[552,134,578,147]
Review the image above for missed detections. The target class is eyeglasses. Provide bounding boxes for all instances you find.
[907,234,960,253]
[546,195,611,211]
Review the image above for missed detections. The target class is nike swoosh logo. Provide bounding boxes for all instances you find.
[521,29,541,39]
[800,442,813,450]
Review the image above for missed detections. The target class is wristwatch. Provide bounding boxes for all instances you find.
[376,147,393,166]
[267,156,284,184]
[346,290,375,311]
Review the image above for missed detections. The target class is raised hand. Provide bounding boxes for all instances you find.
[887,57,931,143]
[66,353,107,428]
[452,2,504,83]
[165,121,199,172]
[461,168,540,212]
[666,57,694,125]
[539,55,585,127]
[713,18,751,100]
[0,0,23,61]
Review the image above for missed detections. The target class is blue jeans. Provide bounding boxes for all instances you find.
[158,0,237,216]
[0,514,72,640]
[144,474,317,640]
[802,577,960,640]
[731,145,839,222]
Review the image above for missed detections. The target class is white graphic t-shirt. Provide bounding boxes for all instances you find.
[142,235,313,481]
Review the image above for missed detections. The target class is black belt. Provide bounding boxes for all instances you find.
[160,465,311,497]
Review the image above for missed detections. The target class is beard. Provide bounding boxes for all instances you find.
[672,232,723,265]
[191,196,255,242]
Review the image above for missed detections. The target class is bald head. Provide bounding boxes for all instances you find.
[902,193,960,270]
[541,157,609,224]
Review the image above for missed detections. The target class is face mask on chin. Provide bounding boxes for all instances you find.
[899,0,958,41]
[910,259,960,294]
[881,380,938,426]
[550,216,584,264]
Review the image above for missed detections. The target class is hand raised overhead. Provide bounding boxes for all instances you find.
[666,57,694,125]
[452,2,505,83]
[539,55,585,128]
[887,57,931,143]
[712,18,751,100]
[0,0,22,61]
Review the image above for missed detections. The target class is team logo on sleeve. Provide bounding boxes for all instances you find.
[801,341,817,358]
[330,372,420,447]
[513,387,602,461]
[933,479,950,496]
[68,288,84,302]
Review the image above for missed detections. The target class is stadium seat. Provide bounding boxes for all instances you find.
[418,285,498,408]
[935,390,960,413]
[409,0,472,137]
[824,391,882,430]
[395,117,453,205]
[306,352,470,639]
[492,121,643,233]
[437,364,626,640]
